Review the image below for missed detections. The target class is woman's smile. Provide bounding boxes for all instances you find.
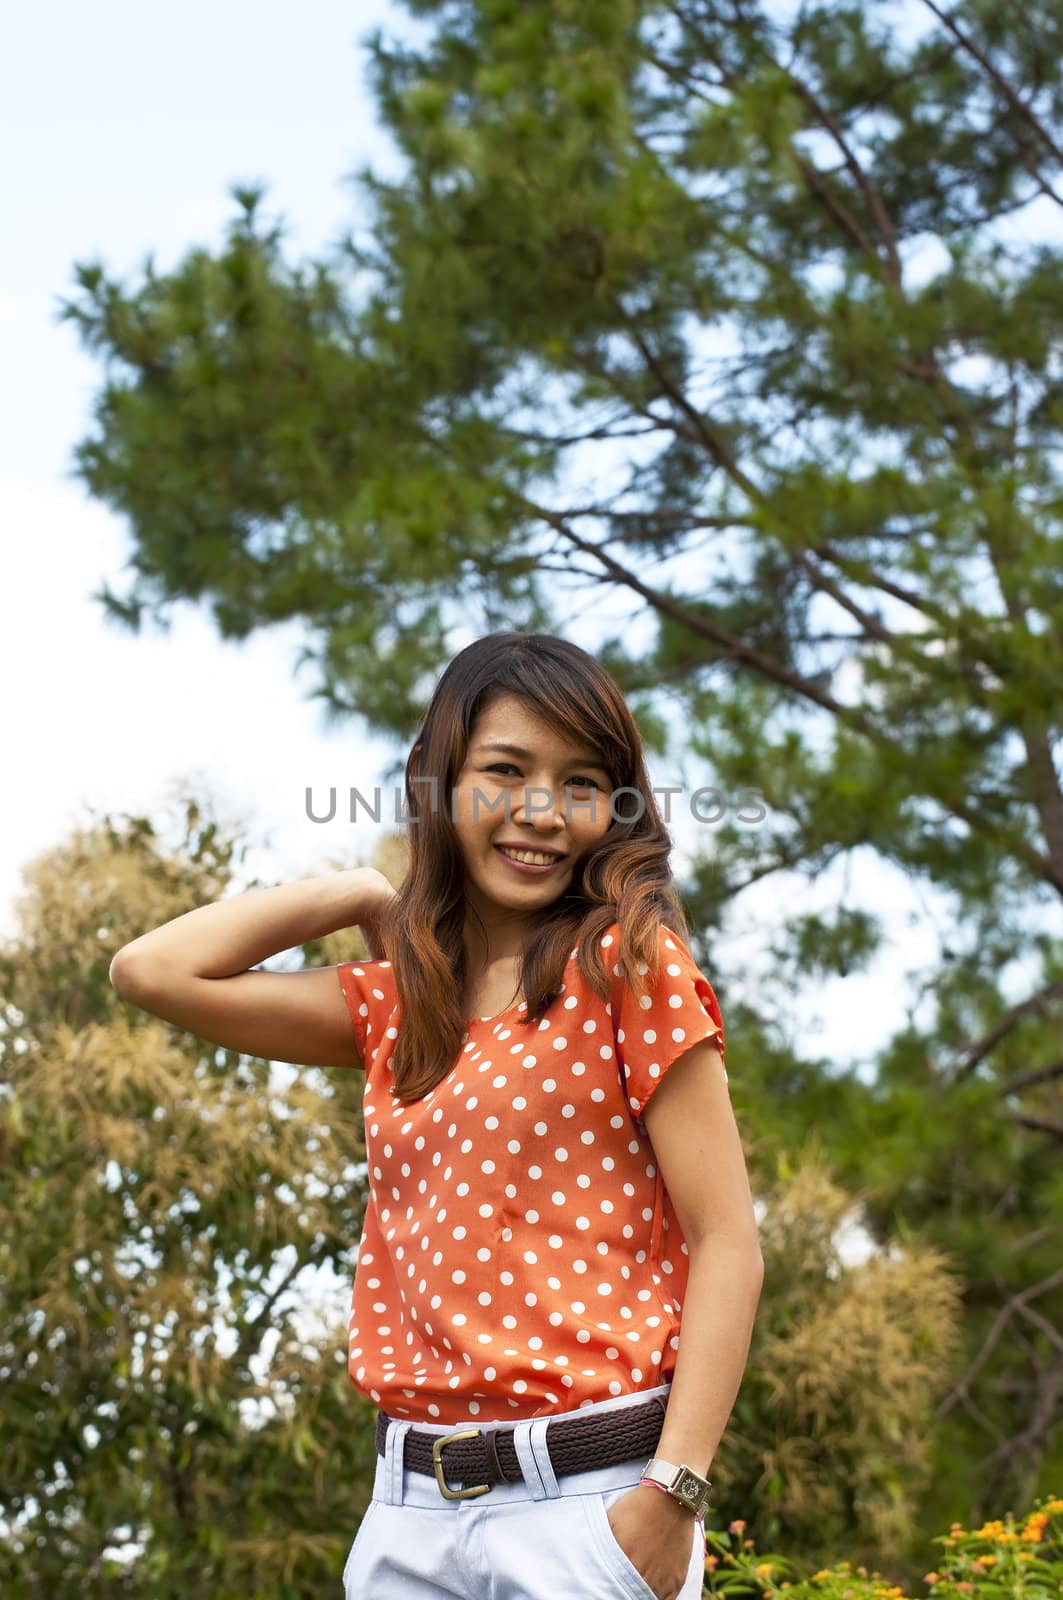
[493,843,567,876]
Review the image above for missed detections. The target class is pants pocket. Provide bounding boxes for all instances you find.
[582,1484,664,1600]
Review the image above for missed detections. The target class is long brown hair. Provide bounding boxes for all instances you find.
[370,632,691,1104]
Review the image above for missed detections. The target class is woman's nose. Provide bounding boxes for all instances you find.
[510,784,567,826]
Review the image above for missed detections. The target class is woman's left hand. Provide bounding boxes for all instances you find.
[605,1483,700,1600]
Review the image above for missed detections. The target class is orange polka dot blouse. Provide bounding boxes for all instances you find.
[335,920,726,1425]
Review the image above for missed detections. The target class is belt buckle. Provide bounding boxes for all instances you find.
[432,1427,491,1500]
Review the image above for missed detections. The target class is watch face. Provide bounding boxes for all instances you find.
[676,1469,703,1500]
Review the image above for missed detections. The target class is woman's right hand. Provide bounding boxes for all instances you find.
[356,869,399,961]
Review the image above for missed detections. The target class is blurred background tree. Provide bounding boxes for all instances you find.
[0,795,381,1595]
[37,0,1063,1582]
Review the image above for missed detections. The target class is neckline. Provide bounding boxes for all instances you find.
[463,996,527,1027]
[461,945,578,1028]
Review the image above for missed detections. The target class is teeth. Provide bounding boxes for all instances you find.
[499,847,558,866]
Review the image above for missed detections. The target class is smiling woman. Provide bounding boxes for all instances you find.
[111,630,761,1600]
[449,695,617,972]
[325,633,761,1598]
[372,634,682,1108]
[478,749,609,877]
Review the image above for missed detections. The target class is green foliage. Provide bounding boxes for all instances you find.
[0,798,381,1596]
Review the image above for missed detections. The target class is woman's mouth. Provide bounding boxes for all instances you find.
[493,844,565,876]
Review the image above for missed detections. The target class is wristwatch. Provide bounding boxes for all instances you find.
[640,1457,713,1519]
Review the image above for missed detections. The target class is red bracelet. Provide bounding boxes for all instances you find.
[639,1476,704,1525]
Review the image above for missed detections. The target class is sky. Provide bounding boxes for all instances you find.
[0,0,975,1086]
[1,2,417,916]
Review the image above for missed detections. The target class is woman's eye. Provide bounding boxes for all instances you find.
[485,763,601,791]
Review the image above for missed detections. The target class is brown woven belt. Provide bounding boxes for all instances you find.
[374,1391,669,1501]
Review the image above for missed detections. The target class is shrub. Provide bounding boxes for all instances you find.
[699,1494,1063,1600]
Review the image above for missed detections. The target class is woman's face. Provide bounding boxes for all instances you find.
[450,694,615,927]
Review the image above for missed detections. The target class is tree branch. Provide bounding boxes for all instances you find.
[998,1057,1063,1099]
[785,69,903,286]
[956,978,1063,1078]
[935,1264,1063,1418]
[510,493,1063,893]
[920,0,1063,210]
[231,1243,334,1373]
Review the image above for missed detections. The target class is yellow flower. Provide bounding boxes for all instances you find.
[754,1563,775,1578]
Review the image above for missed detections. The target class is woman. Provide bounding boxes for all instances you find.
[110,631,764,1600]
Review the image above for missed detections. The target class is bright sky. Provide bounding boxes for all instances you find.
[1,1,416,918]
[1,0,972,1090]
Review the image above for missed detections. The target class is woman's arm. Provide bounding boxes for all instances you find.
[108,867,395,1070]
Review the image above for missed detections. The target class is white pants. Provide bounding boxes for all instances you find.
[341,1380,706,1599]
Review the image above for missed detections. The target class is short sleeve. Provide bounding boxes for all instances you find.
[335,961,382,1068]
[611,925,726,1122]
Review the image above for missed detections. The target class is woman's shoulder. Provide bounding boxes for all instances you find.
[574,919,696,1006]
[596,917,688,963]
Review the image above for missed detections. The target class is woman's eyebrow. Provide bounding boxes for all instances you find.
[476,740,609,770]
